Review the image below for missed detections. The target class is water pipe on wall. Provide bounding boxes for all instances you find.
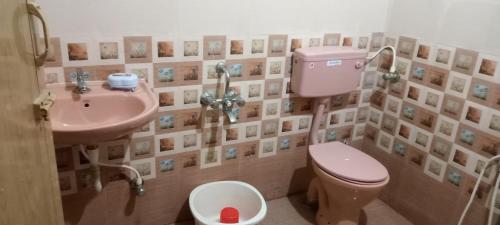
[309,97,330,145]
[79,145,145,196]
[458,155,500,225]
[365,45,400,82]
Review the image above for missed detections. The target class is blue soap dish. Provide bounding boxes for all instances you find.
[107,73,139,91]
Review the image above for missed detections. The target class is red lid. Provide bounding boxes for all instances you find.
[309,142,388,183]
[220,207,239,223]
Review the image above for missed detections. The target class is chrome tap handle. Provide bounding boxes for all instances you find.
[200,92,214,105]
[70,71,89,82]
[76,74,88,87]
[234,95,245,107]
[225,90,237,99]
[78,72,90,80]
[200,92,220,109]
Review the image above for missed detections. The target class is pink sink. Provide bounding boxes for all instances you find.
[47,80,158,145]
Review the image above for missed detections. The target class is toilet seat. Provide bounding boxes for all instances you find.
[309,141,388,184]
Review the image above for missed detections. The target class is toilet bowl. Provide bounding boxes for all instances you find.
[307,141,389,225]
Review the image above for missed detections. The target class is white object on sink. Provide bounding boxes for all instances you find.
[107,73,138,90]
[189,181,267,225]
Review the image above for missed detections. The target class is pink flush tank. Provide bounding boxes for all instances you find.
[291,47,367,97]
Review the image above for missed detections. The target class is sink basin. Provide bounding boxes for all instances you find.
[47,80,158,145]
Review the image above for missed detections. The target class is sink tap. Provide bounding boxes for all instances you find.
[200,62,245,123]
[71,69,91,94]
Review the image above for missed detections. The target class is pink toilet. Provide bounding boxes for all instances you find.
[291,47,390,225]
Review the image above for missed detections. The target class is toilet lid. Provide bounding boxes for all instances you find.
[309,142,388,183]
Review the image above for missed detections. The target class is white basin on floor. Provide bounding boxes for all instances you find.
[189,181,267,225]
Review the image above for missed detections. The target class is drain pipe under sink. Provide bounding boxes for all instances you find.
[79,145,145,196]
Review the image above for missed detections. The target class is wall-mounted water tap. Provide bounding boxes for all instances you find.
[200,62,245,123]
[71,68,91,94]
[366,46,400,83]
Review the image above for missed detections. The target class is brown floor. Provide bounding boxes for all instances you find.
[172,194,413,225]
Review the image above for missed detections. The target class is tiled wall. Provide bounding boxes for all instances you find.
[363,34,500,224]
[45,31,499,224]
[48,32,382,224]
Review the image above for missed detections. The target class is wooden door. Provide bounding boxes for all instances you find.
[0,0,64,225]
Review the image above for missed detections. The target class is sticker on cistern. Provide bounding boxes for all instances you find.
[326,59,342,67]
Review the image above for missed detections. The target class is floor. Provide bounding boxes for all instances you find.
[173,194,413,225]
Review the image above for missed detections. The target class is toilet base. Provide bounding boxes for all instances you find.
[309,177,366,225]
[315,207,367,225]
[308,160,387,225]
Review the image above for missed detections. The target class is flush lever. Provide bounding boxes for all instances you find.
[33,90,56,121]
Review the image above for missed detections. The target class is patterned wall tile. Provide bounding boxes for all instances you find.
[203,36,226,60]
[322,33,341,46]
[97,37,125,65]
[124,36,152,64]
[61,38,97,66]
[451,48,478,76]
[396,36,416,59]
[181,37,203,60]
[267,35,288,57]
[362,33,499,196]
[153,37,175,62]
[200,147,222,168]
[45,37,63,67]
[49,31,498,211]
[430,44,455,69]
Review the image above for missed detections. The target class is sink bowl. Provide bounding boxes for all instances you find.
[47,80,158,145]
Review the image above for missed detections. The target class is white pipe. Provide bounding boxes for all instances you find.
[365,45,397,73]
[489,168,500,225]
[309,97,329,145]
[79,145,143,187]
[458,155,500,225]
[85,148,102,192]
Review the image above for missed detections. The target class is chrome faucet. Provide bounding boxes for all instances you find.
[200,62,245,123]
[71,69,91,94]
